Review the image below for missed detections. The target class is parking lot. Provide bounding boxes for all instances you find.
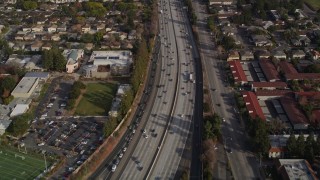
[24,117,105,178]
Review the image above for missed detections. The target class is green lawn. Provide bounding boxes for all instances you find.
[75,82,118,116]
[0,147,47,180]
[305,0,320,10]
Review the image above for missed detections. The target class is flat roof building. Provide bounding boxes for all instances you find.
[11,77,39,98]
[276,159,318,180]
[91,51,133,76]
[10,104,29,117]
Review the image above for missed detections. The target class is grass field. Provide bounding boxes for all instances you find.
[75,82,118,116]
[305,0,320,10]
[0,147,47,180]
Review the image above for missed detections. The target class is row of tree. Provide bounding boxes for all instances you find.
[203,114,222,140]
[287,133,320,163]
[66,81,86,110]
[42,47,67,71]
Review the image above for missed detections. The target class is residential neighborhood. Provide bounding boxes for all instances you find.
[0,0,320,179]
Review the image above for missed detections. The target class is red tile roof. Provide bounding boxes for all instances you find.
[259,59,280,81]
[252,82,288,88]
[255,90,292,97]
[228,60,247,83]
[285,73,320,81]
[278,61,298,74]
[269,147,285,153]
[242,91,265,120]
[280,95,309,126]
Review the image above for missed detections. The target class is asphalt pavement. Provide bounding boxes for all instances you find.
[192,0,262,179]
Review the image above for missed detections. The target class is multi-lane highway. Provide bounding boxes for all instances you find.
[192,0,261,179]
[91,0,199,178]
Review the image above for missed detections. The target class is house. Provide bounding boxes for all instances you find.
[227,50,240,61]
[311,50,320,60]
[42,43,52,50]
[22,27,32,32]
[292,50,305,59]
[209,0,234,6]
[51,34,61,41]
[96,23,106,31]
[30,41,43,52]
[221,25,236,36]
[128,30,137,40]
[4,0,17,4]
[242,91,265,120]
[291,36,310,47]
[63,49,84,73]
[270,10,280,21]
[228,60,247,84]
[47,24,57,33]
[250,35,272,47]
[82,24,91,33]
[57,24,67,32]
[15,31,27,41]
[272,50,287,60]
[41,34,52,41]
[24,56,43,71]
[255,50,271,59]
[31,25,44,32]
[23,33,36,41]
[276,159,317,180]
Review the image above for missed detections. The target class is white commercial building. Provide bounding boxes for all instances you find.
[90,50,133,76]
[10,104,29,117]
[11,77,39,98]
[0,120,12,135]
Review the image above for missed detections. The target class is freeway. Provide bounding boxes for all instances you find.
[192,0,262,179]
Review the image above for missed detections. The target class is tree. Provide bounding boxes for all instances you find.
[0,76,17,97]
[83,2,106,18]
[286,133,297,157]
[119,89,134,118]
[94,31,104,45]
[251,119,269,154]
[42,48,66,71]
[81,33,94,43]
[305,132,315,162]
[296,134,305,157]
[103,117,118,137]
[220,35,236,51]
[6,113,32,137]
[22,1,38,10]
[304,64,320,73]
[269,118,286,134]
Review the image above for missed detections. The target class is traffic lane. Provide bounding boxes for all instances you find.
[110,19,176,179]
[108,63,163,179]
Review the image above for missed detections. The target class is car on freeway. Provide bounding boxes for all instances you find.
[144,134,149,139]
[222,118,225,122]
[114,159,120,165]
[111,164,117,172]
[119,153,123,158]
[123,147,127,152]
[142,129,146,134]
